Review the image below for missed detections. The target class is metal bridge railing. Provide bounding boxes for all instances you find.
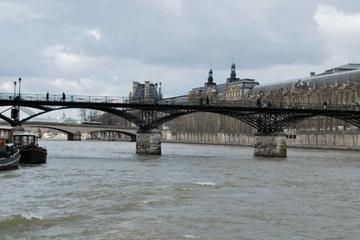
[0,93,129,104]
[1,92,360,111]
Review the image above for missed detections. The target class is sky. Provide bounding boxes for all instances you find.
[1,0,360,98]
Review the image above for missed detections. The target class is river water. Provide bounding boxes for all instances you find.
[1,141,360,240]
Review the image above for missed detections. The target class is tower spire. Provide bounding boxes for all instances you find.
[231,62,236,78]
[207,68,214,84]
[226,60,240,83]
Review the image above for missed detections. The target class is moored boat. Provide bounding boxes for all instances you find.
[14,132,47,164]
[0,138,20,171]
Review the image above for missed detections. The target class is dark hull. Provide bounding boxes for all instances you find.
[20,146,47,164]
[0,150,20,171]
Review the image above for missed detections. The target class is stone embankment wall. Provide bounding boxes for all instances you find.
[162,131,253,146]
[162,130,360,150]
[287,131,360,150]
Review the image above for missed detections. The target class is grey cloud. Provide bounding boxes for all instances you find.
[14,0,328,69]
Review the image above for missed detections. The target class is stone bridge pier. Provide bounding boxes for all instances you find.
[253,132,287,157]
[67,131,82,141]
[136,128,161,155]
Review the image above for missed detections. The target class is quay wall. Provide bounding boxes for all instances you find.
[162,130,360,151]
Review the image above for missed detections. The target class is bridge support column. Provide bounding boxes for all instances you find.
[136,128,161,155]
[254,133,287,157]
[68,131,81,141]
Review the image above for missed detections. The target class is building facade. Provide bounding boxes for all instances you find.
[188,63,259,103]
[248,63,360,109]
[129,81,162,102]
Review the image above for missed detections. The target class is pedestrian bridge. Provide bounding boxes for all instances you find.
[2,92,360,157]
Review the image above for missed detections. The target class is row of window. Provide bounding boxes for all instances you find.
[269,89,358,105]
[226,91,241,98]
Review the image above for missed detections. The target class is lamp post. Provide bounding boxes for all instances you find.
[11,81,19,123]
[18,77,21,99]
[155,83,158,102]
[13,81,17,99]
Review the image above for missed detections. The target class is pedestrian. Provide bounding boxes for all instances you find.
[62,92,66,102]
[256,98,261,108]
[46,92,49,101]
[206,96,210,105]
[323,101,327,109]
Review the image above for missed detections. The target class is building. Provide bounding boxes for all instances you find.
[129,81,162,102]
[188,63,259,103]
[248,63,360,109]
[317,63,360,76]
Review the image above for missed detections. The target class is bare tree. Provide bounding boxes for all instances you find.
[79,109,88,122]
[88,110,101,121]
[79,109,101,122]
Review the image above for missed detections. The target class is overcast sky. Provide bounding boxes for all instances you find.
[1,0,360,98]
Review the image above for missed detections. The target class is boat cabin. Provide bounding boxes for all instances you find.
[0,138,6,151]
[0,126,14,143]
[13,133,38,148]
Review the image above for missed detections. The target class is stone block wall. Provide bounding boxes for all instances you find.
[162,130,360,151]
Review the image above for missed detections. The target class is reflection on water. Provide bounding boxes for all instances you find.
[1,141,360,239]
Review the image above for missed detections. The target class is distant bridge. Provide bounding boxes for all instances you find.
[20,122,137,141]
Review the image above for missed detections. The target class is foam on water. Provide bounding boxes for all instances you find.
[183,234,200,239]
[193,182,216,186]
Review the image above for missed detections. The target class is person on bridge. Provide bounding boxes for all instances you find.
[206,97,210,105]
[323,101,327,109]
[46,92,49,101]
[62,92,66,102]
[256,98,262,108]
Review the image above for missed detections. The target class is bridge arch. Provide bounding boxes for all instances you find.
[13,105,140,126]
[156,110,260,130]
[24,125,78,141]
[0,113,13,125]
[275,113,360,131]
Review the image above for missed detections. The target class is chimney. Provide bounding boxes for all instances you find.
[133,82,139,97]
[158,82,162,99]
[310,72,316,77]
[144,81,150,99]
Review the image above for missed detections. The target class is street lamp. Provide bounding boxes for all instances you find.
[13,81,17,99]
[18,77,21,99]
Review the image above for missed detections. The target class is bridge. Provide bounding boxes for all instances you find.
[19,122,137,141]
[1,92,360,157]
